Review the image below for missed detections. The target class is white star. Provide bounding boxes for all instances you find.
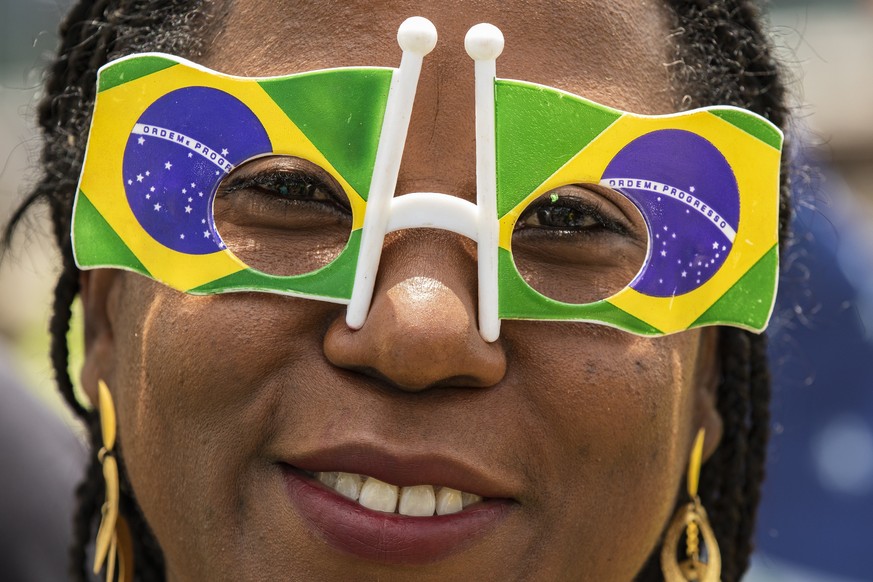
[154,203,161,211]
[150,186,155,192]
[203,230,211,238]
[660,250,667,257]
[182,188,187,194]
[136,174,144,182]
[722,245,727,251]
[690,186,696,192]
[686,209,690,214]
[662,241,666,246]
[201,219,206,224]
[185,205,192,213]
[180,234,185,239]
[659,278,664,284]
[657,196,662,202]
[715,253,720,259]
[188,197,193,202]
[165,161,172,170]
[713,242,719,250]
[215,170,220,175]
[137,136,145,145]
[696,279,701,284]
[145,194,150,199]
[191,183,196,188]
[188,152,193,158]
[145,170,150,176]
[672,233,676,239]
[656,234,660,239]
[221,148,229,156]
[681,271,687,278]
[127,179,132,185]
[198,192,204,197]
[663,226,668,231]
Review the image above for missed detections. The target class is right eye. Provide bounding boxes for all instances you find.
[227,170,346,204]
[213,156,354,277]
[219,161,352,226]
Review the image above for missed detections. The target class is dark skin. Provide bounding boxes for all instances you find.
[80,1,723,580]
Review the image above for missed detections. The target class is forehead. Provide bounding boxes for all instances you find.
[204,0,675,114]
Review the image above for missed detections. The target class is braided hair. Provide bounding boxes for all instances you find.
[4,2,219,580]
[3,1,788,580]
[656,3,789,581]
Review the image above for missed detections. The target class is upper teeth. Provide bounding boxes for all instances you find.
[315,471,483,516]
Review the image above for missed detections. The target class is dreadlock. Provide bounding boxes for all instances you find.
[3,0,789,580]
[3,1,220,580]
[658,2,788,581]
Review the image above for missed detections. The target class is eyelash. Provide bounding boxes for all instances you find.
[515,193,630,237]
[220,175,628,239]
[222,171,351,215]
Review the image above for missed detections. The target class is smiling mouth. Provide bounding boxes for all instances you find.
[303,470,484,517]
[280,448,516,564]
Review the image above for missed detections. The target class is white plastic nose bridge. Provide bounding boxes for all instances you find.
[386,193,481,241]
[345,18,505,343]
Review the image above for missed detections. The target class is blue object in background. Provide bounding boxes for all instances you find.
[752,151,873,581]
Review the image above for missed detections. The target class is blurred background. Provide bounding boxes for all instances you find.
[1,1,871,580]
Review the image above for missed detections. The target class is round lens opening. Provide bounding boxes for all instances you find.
[213,156,353,277]
[510,184,648,304]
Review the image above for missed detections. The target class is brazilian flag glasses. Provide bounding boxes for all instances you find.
[72,18,783,342]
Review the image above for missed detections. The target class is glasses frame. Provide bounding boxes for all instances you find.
[72,18,782,342]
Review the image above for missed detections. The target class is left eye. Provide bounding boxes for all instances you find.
[514,189,628,237]
[519,198,601,230]
[509,185,648,305]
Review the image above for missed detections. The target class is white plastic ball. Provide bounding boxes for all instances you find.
[464,23,504,61]
[397,17,438,56]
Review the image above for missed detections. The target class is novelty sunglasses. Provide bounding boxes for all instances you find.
[72,17,783,342]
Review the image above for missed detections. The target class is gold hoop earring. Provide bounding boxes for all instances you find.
[93,380,134,582]
[660,428,721,582]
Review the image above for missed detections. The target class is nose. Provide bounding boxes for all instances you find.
[323,230,506,391]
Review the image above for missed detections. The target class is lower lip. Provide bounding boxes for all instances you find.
[282,466,514,565]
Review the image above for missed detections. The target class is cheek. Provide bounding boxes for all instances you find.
[508,322,700,576]
[111,281,338,575]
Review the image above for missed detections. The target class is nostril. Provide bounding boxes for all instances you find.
[333,364,498,392]
[323,274,506,392]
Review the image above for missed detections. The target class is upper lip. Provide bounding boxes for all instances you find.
[283,442,517,500]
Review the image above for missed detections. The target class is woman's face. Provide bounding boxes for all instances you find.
[82,1,722,580]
